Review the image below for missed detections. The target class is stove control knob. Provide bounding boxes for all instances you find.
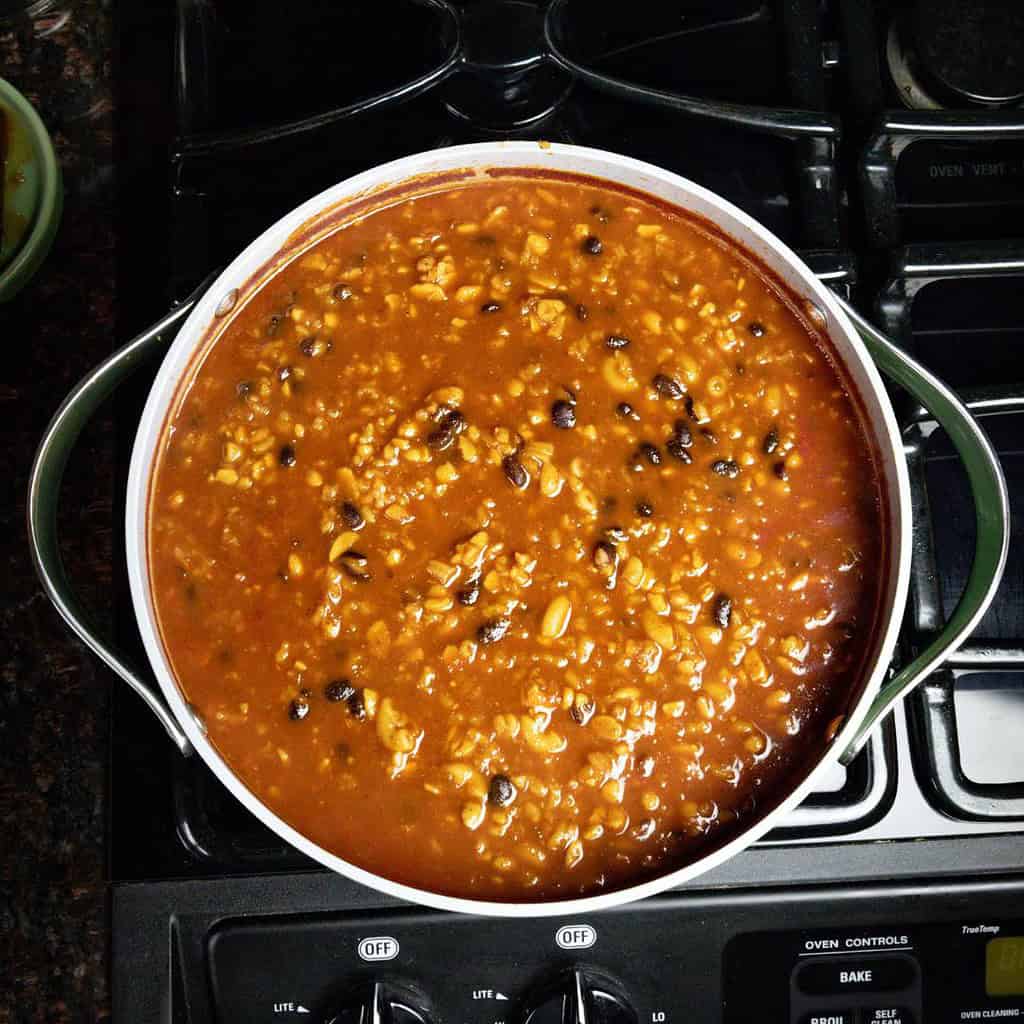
[326,981,430,1024]
[523,969,637,1024]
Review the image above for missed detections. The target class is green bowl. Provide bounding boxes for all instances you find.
[0,75,62,301]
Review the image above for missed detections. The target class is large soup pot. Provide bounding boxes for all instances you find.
[28,143,1010,916]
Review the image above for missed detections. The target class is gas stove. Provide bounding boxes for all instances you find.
[109,2,1024,1021]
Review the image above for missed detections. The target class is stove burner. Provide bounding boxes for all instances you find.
[443,0,573,128]
[887,0,1024,110]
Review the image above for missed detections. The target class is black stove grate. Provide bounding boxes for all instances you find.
[167,0,849,300]
[839,2,1024,247]
[875,239,1024,819]
[861,112,1024,247]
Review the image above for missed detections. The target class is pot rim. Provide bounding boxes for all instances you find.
[125,141,912,917]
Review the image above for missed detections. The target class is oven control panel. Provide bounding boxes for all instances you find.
[724,920,1024,1023]
[205,900,1024,1024]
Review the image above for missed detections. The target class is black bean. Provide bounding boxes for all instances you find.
[426,425,455,451]
[616,401,639,421]
[349,562,375,584]
[666,437,693,463]
[299,335,331,357]
[712,594,732,629]
[346,689,367,720]
[603,525,629,544]
[480,301,502,314]
[551,399,577,430]
[332,284,353,302]
[279,444,297,467]
[590,204,611,224]
[684,394,698,421]
[477,617,511,645]
[339,552,372,583]
[438,408,468,435]
[457,579,481,606]
[488,774,517,807]
[575,303,589,322]
[700,428,719,445]
[570,699,595,725]
[711,459,740,479]
[748,321,766,337]
[639,442,662,466]
[773,460,789,480]
[325,679,356,702]
[266,313,283,337]
[236,381,252,399]
[340,501,365,531]
[605,333,631,350]
[652,373,685,400]
[502,455,529,489]
[635,501,654,518]
[288,698,310,721]
[582,235,603,255]
[672,419,693,447]
[277,365,293,382]
[763,428,779,455]
[592,540,618,572]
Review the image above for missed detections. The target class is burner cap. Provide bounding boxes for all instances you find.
[461,0,545,70]
[443,0,572,129]
[913,0,1024,107]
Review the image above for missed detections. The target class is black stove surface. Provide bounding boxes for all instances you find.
[109,1,1024,1019]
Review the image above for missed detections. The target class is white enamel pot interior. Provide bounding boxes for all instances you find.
[126,142,912,917]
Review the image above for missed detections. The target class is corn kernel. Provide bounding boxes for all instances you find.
[541,595,573,639]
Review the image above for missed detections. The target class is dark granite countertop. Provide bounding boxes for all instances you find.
[2,2,115,1020]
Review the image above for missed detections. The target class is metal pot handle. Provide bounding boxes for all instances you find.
[26,282,214,756]
[836,299,1010,765]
